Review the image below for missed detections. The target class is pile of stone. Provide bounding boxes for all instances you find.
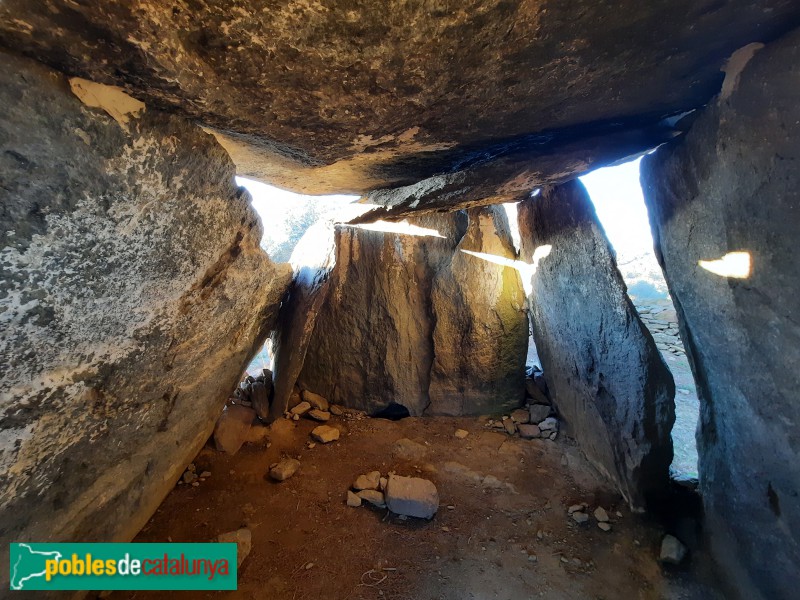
[233,369,274,420]
[636,304,686,357]
[214,381,345,457]
[283,389,344,444]
[567,503,616,532]
[346,471,439,520]
[285,389,337,421]
[484,368,559,440]
[176,463,212,488]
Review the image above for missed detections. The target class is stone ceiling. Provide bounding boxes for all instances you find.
[2,0,798,217]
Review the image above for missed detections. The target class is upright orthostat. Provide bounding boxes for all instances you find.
[641,29,800,600]
[518,180,675,511]
[0,51,291,586]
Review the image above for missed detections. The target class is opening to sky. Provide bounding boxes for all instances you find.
[580,157,652,259]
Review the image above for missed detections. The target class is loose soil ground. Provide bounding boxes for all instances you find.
[108,415,720,600]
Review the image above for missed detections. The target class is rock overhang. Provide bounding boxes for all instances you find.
[1,0,799,213]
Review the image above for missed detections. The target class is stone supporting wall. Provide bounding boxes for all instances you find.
[641,30,800,600]
[0,51,291,579]
[518,180,675,510]
[296,207,528,416]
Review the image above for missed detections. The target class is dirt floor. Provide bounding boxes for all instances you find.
[108,413,721,600]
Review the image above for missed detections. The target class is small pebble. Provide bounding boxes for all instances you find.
[594,507,610,522]
[571,511,589,524]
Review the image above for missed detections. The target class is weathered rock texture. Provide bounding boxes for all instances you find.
[428,209,529,414]
[641,31,800,600]
[518,181,675,510]
[1,1,797,212]
[269,222,338,422]
[0,51,291,574]
[297,208,527,415]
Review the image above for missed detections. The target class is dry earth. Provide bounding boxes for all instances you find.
[106,414,720,600]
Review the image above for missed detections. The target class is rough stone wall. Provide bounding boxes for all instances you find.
[297,208,527,416]
[429,208,529,415]
[518,181,675,510]
[641,30,800,600]
[0,51,292,574]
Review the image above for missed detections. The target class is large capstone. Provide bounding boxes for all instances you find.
[296,207,528,416]
[1,1,797,210]
[641,30,800,600]
[518,180,675,510]
[0,51,292,571]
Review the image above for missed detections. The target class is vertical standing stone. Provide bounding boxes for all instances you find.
[518,180,674,510]
[428,206,528,414]
[641,31,800,600]
[0,51,291,574]
[296,208,528,416]
[269,222,338,422]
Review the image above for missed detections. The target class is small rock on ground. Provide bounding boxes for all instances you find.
[528,404,550,423]
[307,409,331,422]
[357,489,386,508]
[353,471,381,491]
[538,417,558,432]
[217,528,252,567]
[346,490,362,507]
[311,425,340,444]
[594,507,609,522]
[269,458,301,481]
[502,419,517,435]
[571,511,589,524]
[518,424,541,439]
[303,390,329,411]
[660,534,688,565]
[290,401,311,416]
[510,408,530,424]
[384,474,439,519]
[330,405,344,416]
[454,429,469,439]
[598,522,612,532]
